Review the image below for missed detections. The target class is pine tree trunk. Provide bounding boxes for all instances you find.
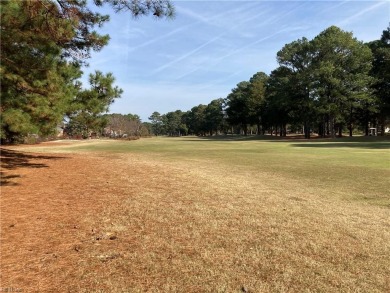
[304,122,310,139]
[364,109,369,136]
[349,105,353,137]
[326,116,330,136]
[380,116,385,136]
[330,116,335,138]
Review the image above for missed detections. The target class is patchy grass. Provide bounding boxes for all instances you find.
[18,136,390,206]
[1,136,390,292]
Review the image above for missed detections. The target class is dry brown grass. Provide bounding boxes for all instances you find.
[1,141,389,292]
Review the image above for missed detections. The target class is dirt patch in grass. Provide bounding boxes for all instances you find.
[1,144,390,292]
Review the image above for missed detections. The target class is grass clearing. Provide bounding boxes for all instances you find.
[1,136,389,292]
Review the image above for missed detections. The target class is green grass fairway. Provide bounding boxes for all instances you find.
[27,136,390,206]
[4,136,390,292]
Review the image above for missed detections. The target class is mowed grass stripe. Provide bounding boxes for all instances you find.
[80,150,390,292]
[41,150,388,292]
[21,136,390,206]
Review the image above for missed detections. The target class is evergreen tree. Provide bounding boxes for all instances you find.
[225,81,251,135]
[148,111,164,136]
[1,0,174,142]
[276,37,315,138]
[186,105,207,136]
[368,26,390,135]
[248,72,269,134]
[205,99,225,136]
[66,71,123,137]
[311,26,374,137]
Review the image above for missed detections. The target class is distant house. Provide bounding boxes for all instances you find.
[103,127,125,138]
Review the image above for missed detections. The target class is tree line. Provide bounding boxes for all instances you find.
[1,0,174,143]
[2,1,388,142]
[149,26,390,138]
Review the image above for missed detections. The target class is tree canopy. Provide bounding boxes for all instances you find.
[1,0,174,142]
[368,26,390,135]
[148,25,388,138]
[2,3,387,142]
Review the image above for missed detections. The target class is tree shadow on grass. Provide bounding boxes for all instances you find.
[290,142,390,149]
[183,135,390,147]
[182,135,283,142]
[0,148,66,186]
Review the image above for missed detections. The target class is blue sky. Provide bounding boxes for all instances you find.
[83,0,390,121]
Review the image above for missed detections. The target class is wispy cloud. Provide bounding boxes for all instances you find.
[214,27,295,65]
[110,80,229,119]
[172,2,307,81]
[320,0,351,14]
[196,70,246,92]
[126,26,190,53]
[252,1,307,28]
[337,1,387,26]
[94,1,389,119]
[124,2,258,55]
[152,33,225,74]
[177,2,260,29]
[174,25,304,81]
[121,27,147,39]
